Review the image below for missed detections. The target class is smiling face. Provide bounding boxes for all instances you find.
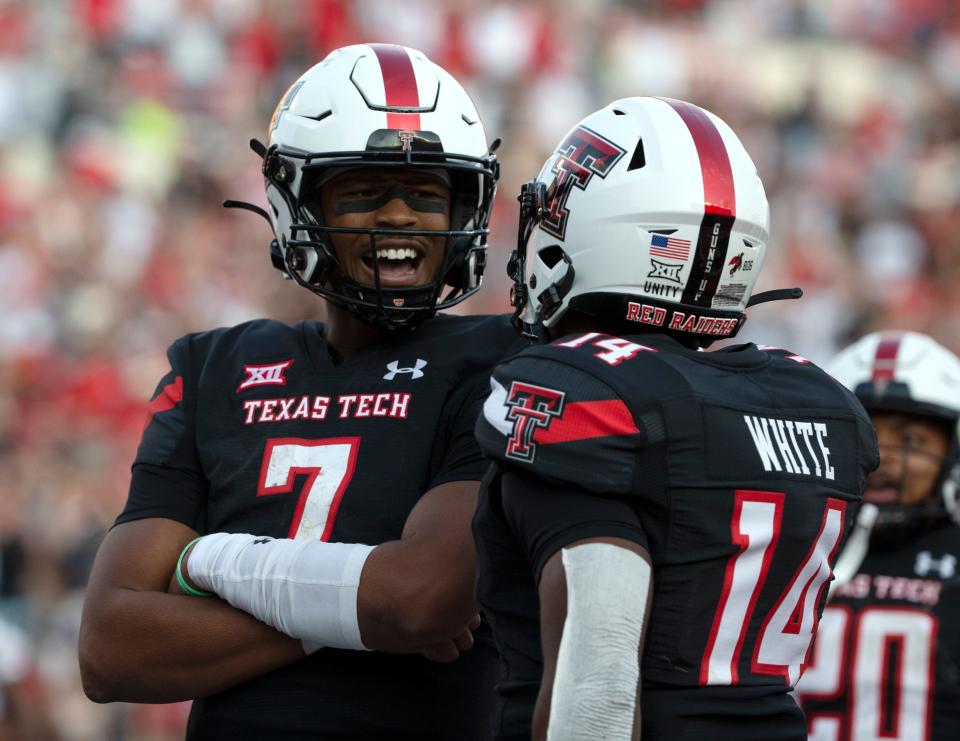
[315,167,452,288]
[865,411,951,506]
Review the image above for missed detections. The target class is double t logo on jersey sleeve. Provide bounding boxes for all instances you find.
[503,382,566,462]
[477,351,642,495]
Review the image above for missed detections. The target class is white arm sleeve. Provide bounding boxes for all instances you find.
[547,542,651,741]
[187,533,375,651]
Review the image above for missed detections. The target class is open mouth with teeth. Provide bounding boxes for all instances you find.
[359,245,426,285]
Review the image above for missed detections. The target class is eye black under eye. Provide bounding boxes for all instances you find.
[331,185,449,214]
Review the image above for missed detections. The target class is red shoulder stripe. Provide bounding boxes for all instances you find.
[535,399,639,445]
[145,375,184,428]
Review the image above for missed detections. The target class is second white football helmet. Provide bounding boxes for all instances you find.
[509,96,785,344]
[829,331,960,526]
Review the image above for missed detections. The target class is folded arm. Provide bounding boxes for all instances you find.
[79,517,306,704]
[176,479,484,658]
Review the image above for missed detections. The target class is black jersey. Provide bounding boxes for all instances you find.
[796,520,960,741]
[117,313,525,741]
[472,332,879,741]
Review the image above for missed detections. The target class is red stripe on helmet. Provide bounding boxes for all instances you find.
[664,98,737,307]
[872,336,903,383]
[370,44,421,130]
[661,98,736,217]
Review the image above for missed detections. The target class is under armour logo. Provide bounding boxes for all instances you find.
[915,551,956,579]
[384,359,428,381]
[237,360,294,392]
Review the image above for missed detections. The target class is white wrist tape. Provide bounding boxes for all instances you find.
[188,533,375,651]
[548,543,651,741]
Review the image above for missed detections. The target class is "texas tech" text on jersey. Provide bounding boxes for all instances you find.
[242,393,411,425]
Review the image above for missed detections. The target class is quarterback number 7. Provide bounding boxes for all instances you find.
[257,437,361,540]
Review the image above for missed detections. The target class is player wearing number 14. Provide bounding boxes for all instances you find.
[472,97,879,740]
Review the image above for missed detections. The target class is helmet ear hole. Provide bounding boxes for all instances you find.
[537,245,566,269]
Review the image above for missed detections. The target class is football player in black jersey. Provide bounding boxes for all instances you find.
[796,331,960,741]
[471,96,879,741]
[79,44,525,740]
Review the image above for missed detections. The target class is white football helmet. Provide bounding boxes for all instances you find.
[509,96,792,344]
[829,331,960,526]
[229,43,498,328]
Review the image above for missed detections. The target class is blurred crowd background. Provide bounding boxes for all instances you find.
[1,0,958,737]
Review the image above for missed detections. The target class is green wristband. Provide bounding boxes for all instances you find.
[176,536,214,597]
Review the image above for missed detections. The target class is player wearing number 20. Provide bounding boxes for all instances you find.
[472,97,879,741]
[796,332,960,741]
[79,45,526,739]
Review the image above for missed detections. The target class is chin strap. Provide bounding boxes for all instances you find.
[223,199,271,223]
[222,137,300,276]
[747,287,803,308]
[828,503,878,600]
[222,199,287,274]
[249,137,268,159]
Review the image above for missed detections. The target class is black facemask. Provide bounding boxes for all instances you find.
[867,442,953,548]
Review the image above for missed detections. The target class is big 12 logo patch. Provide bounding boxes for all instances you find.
[541,126,626,240]
[505,381,566,462]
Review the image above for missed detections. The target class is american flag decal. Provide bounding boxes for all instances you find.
[650,233,692,261]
